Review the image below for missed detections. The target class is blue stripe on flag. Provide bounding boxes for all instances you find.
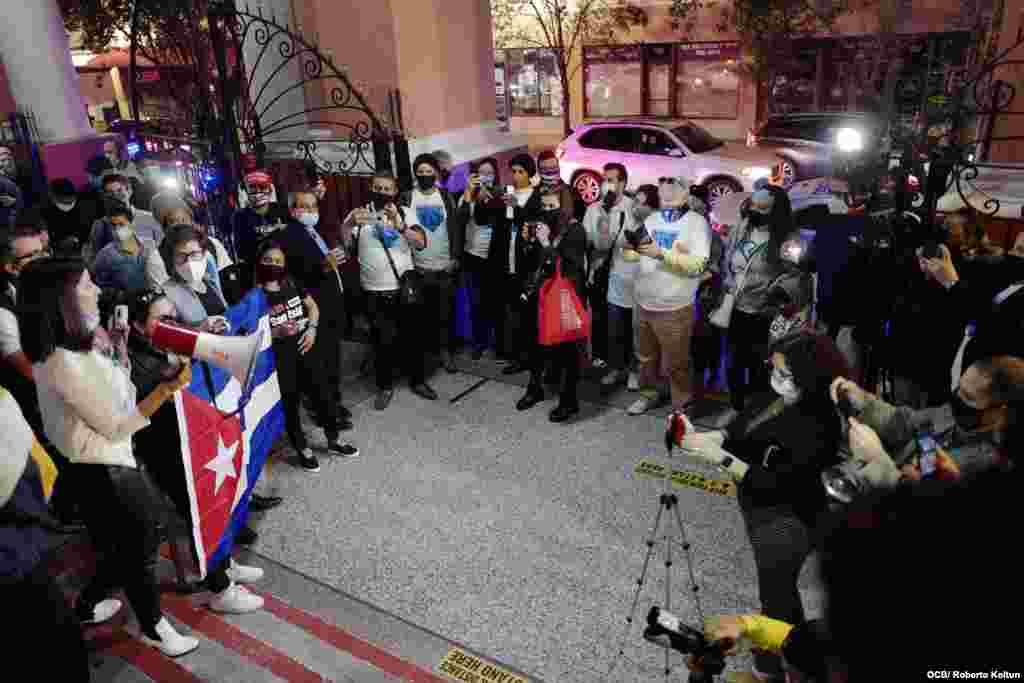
[188,287,284,570]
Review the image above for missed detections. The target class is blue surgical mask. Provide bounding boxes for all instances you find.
[297,213,319,227]
[479,174,495,187]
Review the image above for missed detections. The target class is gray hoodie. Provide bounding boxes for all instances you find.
[722,217,810,316]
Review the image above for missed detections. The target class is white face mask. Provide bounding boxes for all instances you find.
[115,226,134,243]
[178,259,206,283]
[55,199,76,212]
[296,213,319,227]
[771,368,802,404]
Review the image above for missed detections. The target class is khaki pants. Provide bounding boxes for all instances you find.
[636,305,695,409]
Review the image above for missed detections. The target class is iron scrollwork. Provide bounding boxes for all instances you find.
[213,3,394,176]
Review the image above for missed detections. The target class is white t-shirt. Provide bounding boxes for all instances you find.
[355,206,415,292]
[583,196,639,309]
[509,188,535,275]
[463,198,493,259]
[633,211,711,312]
[409,189,450,272]
[0,282,20,357]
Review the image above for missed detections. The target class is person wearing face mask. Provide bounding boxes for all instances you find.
[536,149,584,222]
[401,153,463,373]
[231,170,290,276]
[583,163,639,389]
[159,225,229,332]
[93,204,160,295]
[85,174,164,265]
[829,356,1022,481]
[720,186,811,413]
[17,257,200,657]
[515,191,589,422]
[279,191,353,430]
[689,184,729,402]
[475,154,542,374]
[101,140,142,185]
[678,330,849,682]
[341,173,431,409]
[124,288,266,614]
[458,158,504,360]
[0,145,24,229]
[627,177,712,415]
[250,241,359,470]
[42,179,98,252]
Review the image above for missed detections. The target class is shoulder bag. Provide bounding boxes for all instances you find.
[375,227,424,307]
[709,237,770,329]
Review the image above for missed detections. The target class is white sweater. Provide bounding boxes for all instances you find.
[632,211,711,312]
[34,349,150,468]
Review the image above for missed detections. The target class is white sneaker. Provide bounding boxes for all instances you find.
[627,372,640,391]
[226,558,264,584]
[627,394,666,415]
[81,598,123,625]
[139,617,199,657]
[601,369,626,387]
[209,583,264,614]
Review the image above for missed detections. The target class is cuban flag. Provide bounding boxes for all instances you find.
[174,288,284,578]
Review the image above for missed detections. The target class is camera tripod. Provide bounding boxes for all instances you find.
[607,465,720,683]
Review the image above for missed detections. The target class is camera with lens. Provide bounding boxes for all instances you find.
[625,224,653,248]
[643,607,728,681]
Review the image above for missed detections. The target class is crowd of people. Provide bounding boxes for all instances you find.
[0,137,1021,681]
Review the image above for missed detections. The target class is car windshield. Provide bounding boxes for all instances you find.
[670,122,723,154]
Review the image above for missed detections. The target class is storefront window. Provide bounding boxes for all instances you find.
[676,42,740,118]
[502,48,562,116]
[584,45,643,117]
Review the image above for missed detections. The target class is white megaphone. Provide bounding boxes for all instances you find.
[151,320,265,396]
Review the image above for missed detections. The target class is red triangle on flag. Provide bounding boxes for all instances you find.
[179,389,245,566]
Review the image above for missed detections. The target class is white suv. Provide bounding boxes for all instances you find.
[555,120,782,205]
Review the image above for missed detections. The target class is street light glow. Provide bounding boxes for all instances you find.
[836,127,863,153]
[163,177,179,190]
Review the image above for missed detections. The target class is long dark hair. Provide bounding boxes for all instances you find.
[764,185,793,266]
[17,257,93,364]
[769,330,852,404]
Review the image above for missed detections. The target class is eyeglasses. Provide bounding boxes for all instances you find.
[658,177,684,186]
[174,250,205,265]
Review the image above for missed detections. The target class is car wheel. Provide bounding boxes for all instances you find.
[705,178,742,207]
[573,171,602,205]
[778,158,798,188]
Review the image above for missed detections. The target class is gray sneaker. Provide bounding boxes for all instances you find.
[374,388,394,410]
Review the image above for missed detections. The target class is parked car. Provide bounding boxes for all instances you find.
[555,120,781,206]
[748,112,884,187]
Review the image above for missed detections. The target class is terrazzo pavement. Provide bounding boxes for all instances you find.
[249,352,827,683]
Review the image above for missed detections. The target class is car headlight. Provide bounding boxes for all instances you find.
[741,166,771,179]
[835,127,864,153]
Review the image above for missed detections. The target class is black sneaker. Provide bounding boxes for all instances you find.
[299,450,321,472]
[235,525,258,545]
[327,442,360,458]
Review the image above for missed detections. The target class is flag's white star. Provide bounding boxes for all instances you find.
[205,434,239,495]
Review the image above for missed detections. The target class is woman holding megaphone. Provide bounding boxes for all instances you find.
[126,288,266,616]
[17,257,200,658]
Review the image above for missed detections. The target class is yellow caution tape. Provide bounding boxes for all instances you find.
[634,459,737,497]
[438,647,529,683]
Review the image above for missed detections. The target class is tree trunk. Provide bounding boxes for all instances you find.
[561,74,572,137]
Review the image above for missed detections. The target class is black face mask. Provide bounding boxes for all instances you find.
[255,263,287,284]
[540,210,561,229]
[415,174,436,191]
[950,389,984,432]
[369,192,395,211]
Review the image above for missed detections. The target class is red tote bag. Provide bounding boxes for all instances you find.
[538,258,591,346]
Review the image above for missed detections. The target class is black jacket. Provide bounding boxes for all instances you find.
[477,187,543,277]
[522,219,588,302]
[946,255,1024,368]
[278,220,344,316]
[723,393,841,527]
[399,188,464,263]
[0,282,42,436]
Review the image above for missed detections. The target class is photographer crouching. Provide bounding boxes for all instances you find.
[822,355,1021,504]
